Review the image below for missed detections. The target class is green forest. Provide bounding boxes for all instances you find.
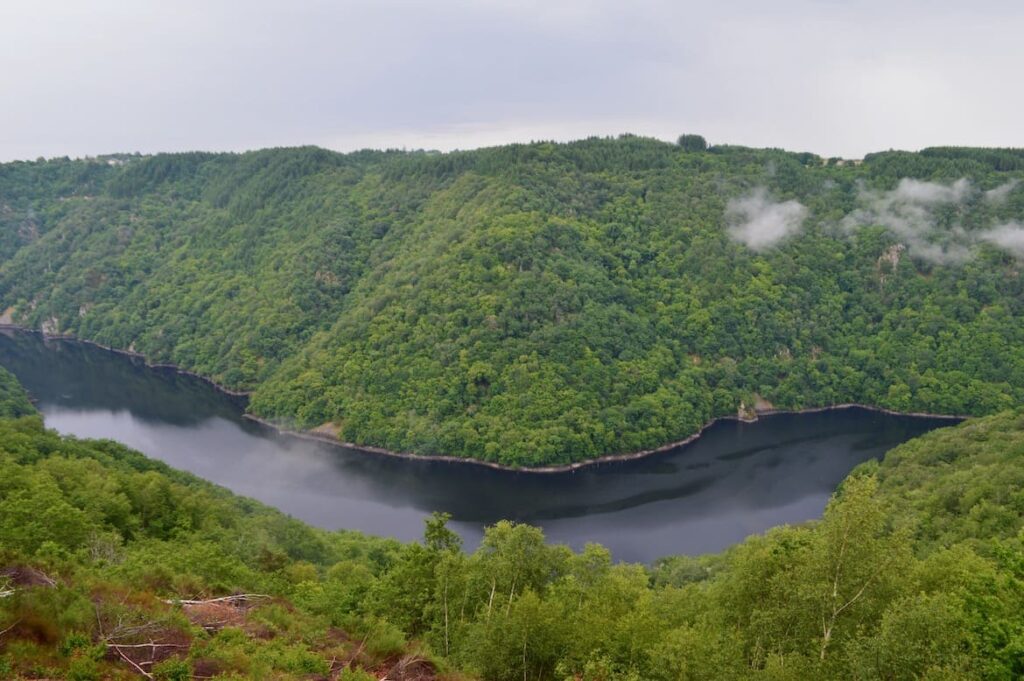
[2,138,1023,465]
[0,368,1021,679]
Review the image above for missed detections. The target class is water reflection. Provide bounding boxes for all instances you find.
[0,330,954,562]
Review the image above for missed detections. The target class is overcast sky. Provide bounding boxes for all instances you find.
[1,0,1022,161]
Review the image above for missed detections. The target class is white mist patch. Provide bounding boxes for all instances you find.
[985,179,1020,204]
[842,177,1024,263]
[725,188,808,251]
[842,178,980,264]
[980,222,1024,256]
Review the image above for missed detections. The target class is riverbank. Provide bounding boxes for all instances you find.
[0,325,252,397]
[2,325,967,474]
[244,405,966,474]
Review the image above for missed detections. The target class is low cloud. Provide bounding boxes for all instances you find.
[840,177,1024,263]
[980,222,1024,256]
[890,177,973,205]
[724,177,1021,261]
[842,178,983,264]
[984,179,1020,204]
[725,188,808,251]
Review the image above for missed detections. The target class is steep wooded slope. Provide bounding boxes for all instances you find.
[2,139,1024,464]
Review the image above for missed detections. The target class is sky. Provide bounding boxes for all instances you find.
[1,0,1022,162]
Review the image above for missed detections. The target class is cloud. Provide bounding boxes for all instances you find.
[841,178,979,264]
[889,177,973,204]
[725,188,808,251]
[841,178,1024,263]
[980,222,1024,256]
[984,179,1020,204]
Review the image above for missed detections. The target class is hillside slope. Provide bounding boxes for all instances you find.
[2,138,1024,465]
[1,368,1022,679]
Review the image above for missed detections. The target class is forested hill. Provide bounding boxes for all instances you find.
[1,369,1022,678]
[2,137,1024,466]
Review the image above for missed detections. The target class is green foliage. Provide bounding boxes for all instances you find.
[0,413,403,603]
[339,668,378,681]
[0,366,35,418]
[57,632,93,658]
[151,658,191,681]
[677,133,708,151]
[0,352,1023,679]
[1,139,1022,465]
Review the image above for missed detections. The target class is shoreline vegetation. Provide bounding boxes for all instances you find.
[242,405,965,474]
[0,362,1021,678]
[0,325,252,398]
[3,326,965,474]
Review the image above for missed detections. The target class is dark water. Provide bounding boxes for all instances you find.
[0,330,955,562]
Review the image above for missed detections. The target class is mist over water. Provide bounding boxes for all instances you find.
[0,330,953,562]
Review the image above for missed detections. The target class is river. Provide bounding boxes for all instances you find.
[0,330,955,562]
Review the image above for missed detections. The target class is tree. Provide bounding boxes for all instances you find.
[677,134,708,152]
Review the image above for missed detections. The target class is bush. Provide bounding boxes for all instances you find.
[152,658,192,681]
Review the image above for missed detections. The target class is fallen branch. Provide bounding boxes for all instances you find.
[0,619,21,638]
[104,620,164,642]
[103,638,190,678]
[164,593,270,606]
[346,634,368,666]
[385,655,428,677]
[0,567,55,589]
[111,644,154,679]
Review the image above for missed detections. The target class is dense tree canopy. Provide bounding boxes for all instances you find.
[0,366,34,419]
[1,138,1023,465]
[1,393,1021,678]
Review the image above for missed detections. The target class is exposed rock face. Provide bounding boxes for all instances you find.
[311,422,340,438]
[41,317,59,336]
[738,395,775,420]
[877,243,906,286]
[0,307,15,325]
[18,219,39,243]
